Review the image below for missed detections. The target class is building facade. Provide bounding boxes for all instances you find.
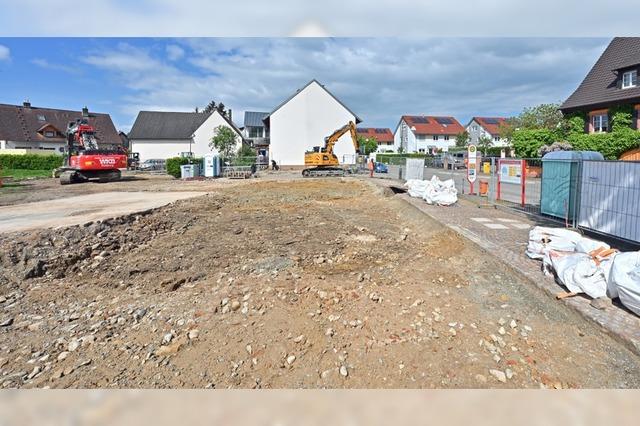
[561,37,640,132]
[393,115,463,153]
[128,110,243,161]
[466,117,509,147]
[264,80,362,166]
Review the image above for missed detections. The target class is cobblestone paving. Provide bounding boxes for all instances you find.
[371,178,640,355]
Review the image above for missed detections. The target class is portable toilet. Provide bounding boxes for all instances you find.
[204,154,221,177]
[540,151,603,220]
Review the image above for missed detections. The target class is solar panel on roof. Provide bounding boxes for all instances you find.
[483,118,500,124]
[412,117,429,123]
[435,117,453,125]
[356,128,367,133]
[375,128,386,134]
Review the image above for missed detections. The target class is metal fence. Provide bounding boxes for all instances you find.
[383,156,640,243]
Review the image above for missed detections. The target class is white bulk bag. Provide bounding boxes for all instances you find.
[607,252,640,316]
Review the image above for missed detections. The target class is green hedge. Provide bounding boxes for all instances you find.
[567,128,640,160]
[166,157,203,178]
[0,154,63,171]
[376,153,433,164]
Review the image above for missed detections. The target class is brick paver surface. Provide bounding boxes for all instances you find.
[371,177,640,355]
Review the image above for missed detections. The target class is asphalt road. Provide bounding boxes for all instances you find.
[0,191,205,233]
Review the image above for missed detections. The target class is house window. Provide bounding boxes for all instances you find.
[494,136,500,142]
[444,135,449,141]
[44,131,55,137]
[592,114,609,133]
[37,114,46,122]
[472,125,478,131]
[418,148,425,153]
[622,70,638,89]
[433,135,439,141]
[248,127,263,138]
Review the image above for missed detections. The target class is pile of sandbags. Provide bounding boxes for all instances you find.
[405,176,458,206]
[527,226,640,316]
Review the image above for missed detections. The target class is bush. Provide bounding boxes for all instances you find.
[376,153,432,164]
[0,154,63,171]
[166,157,203,178]
[567,128,640,160]
[511,129,560,158]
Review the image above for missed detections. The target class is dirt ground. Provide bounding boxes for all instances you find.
[1,176,640,388]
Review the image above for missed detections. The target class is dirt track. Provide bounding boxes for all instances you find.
[1,177,639,388]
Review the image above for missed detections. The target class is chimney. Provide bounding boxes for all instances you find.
[82,106,89,117]
[227,109,232,121]
[23,100,31,108]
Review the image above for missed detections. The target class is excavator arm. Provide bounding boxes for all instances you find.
[324,121,360,157]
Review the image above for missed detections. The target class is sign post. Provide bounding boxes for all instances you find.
[467,145,477,194]
[497,158,526,206]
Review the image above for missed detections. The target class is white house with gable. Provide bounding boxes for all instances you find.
[128,109,244,161]
[263,79,362,166]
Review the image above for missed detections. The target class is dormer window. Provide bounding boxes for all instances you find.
[44,130,55,137]
[622,70,637,89]
[37,114,46,122]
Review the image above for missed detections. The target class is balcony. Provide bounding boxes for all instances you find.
[247,137,270,147]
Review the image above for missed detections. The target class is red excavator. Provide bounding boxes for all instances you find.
[57,118,127,185]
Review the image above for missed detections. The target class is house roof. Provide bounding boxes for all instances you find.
[468,117,507,136]
[128,110,242,140]
[356,127,394,143]
[397,115,464,136]
[263,79,362,125]
[244,111,268,127]
[561,37,640,112]
[0,103,120,145]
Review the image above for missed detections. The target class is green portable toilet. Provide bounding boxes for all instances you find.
[540,151,603,220]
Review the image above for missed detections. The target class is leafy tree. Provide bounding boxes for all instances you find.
[209,125,238,160]
[477,135,493,155]
[455,130,469,147]
[516,103,566,132]
[237,144,255,158]
[203,101,217,114]
[357,135,378,155]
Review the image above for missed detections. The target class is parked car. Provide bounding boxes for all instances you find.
[444,152,466,170]
[139,159,166,171]
[374,162,388,173]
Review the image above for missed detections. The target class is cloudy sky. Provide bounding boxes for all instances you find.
[0,38,608,131]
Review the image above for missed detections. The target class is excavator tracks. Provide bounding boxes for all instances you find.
[302,167,345,178]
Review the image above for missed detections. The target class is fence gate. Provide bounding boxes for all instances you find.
[578,160,640,243]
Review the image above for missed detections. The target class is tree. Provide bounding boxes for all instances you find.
[455,130,469,147]
[203,101,217,114]
[357,135,378,155]
[209,125,238,159]
[477,135,492,155]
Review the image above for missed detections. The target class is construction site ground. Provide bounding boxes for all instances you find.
[1,172,640,388]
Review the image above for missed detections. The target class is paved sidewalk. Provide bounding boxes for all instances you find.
[372,178,640,355]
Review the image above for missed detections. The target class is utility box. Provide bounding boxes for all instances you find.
[180,164,199,179]
[405,158,425,181]
[540,151,603,220]
[204,154,221,177]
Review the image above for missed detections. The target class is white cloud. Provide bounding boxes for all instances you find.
[79,38,608,131]
[166,44,185,61]
[0,44,9,61]
[31,58,79,73]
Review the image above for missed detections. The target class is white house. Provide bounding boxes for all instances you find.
[356,127,395,152]
[393,115,464,153]
[466,117,509,147]
[263,79,362,166]
[128,110,243,161]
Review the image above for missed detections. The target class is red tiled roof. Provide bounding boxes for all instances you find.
[401,115,463,135]
[472,117,507,136]
[356,127,394,143]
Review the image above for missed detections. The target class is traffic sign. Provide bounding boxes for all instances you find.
[467,145,477,184]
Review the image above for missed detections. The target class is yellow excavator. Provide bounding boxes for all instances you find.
[302,120,362,177]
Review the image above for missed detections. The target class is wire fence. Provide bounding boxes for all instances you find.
[383,156,640,244]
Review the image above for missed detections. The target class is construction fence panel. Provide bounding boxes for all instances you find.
[577,160,640,243]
